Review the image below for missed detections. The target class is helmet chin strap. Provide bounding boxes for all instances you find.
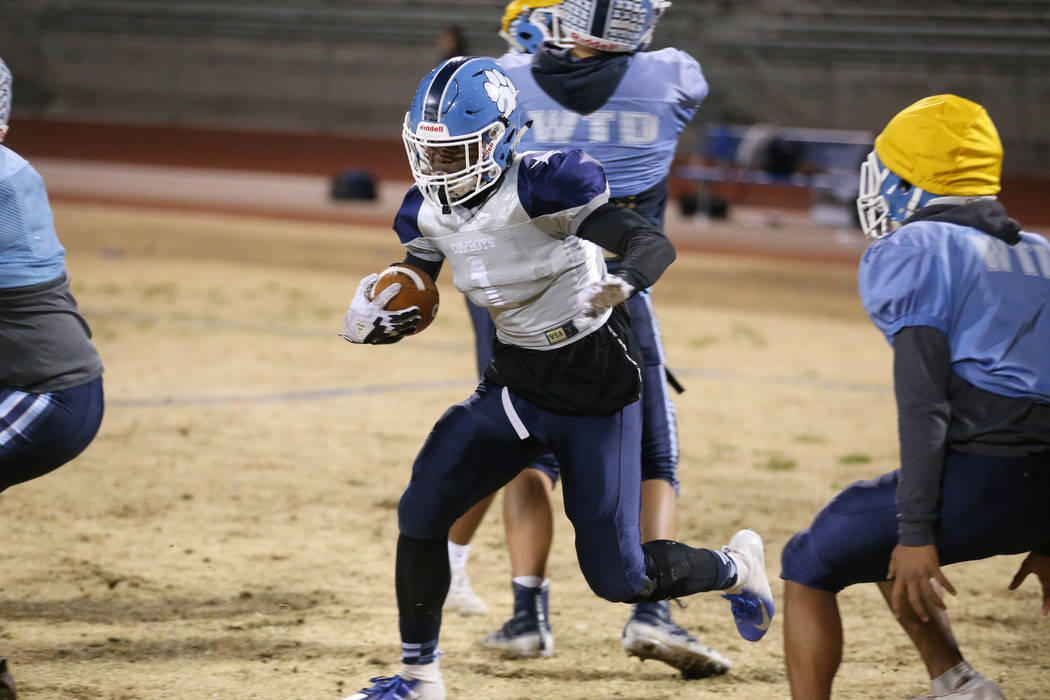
[902,191,997,222]
[511,119,533,152]
[925,194,997,207]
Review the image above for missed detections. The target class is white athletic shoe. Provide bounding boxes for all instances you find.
[443,569,488,616]
[721,529,775,642]
[911,674,1005,699]
[621,603,732,678]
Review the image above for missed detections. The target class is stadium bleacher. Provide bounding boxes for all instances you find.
[1,1,1046,179]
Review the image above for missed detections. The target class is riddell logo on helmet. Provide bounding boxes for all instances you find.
[571,31,621,51]
[418,123,449,135]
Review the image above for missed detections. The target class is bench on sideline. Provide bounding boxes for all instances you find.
[676,123,873,225]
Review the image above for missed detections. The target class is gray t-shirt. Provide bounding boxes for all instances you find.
[0,271,103,393]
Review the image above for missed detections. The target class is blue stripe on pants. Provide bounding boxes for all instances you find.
[0,377,104,491]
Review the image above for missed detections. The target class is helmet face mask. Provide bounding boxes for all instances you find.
[856,151,937,240]
[501,3,573,54]
[403,58,523,211]
[404,119,507,204]
[857,150,985,241]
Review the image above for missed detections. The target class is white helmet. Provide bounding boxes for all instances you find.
[557,0,667,53]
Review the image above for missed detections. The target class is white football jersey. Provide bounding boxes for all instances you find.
[394,148,611,349]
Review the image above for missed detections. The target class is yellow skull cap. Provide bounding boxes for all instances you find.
[500,0,562,34]
[874,94,1002,196]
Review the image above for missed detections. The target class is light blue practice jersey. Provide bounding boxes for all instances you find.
[0,144,102,392]
[498,49,707,198]
[0,145,65,289]
[860,220,1050,402]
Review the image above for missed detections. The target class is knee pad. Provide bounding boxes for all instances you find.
[627,540,720,603]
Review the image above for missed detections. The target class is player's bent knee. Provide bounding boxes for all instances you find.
[398,482,460,540]
[781,528,846,593]
[578,568,639,603]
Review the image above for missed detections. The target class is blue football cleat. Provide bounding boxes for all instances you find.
[482,580,554,657]
[343,674,444,700]
[721,529,775,642]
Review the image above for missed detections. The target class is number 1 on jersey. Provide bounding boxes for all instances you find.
[469,256,506,307]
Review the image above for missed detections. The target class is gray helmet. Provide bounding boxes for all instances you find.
[0,58,10,129]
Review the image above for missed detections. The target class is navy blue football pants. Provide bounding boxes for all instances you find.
[398,378,647,602]
[781,451,1050,593]
[0,377,104,491]
[465,288,678,488]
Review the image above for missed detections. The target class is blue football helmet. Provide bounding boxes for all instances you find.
[856,151,943,240]
[403,57,525,211]
[500,1,573,54]
[0,57,11,137]
[558,0,665,53]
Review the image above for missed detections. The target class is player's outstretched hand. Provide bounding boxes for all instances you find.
[340,273,422,345]
[1008,552,1050,616]
[574,273,634,327]
[887,543,956,622]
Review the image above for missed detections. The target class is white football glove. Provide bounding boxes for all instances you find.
[575,273,634,328]
[340,273,422,345]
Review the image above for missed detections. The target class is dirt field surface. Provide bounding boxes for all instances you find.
[2,201,1048,700]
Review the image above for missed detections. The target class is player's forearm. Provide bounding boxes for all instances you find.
[893,326,953,546]
[401,252,443,282]
[577,203,676,291]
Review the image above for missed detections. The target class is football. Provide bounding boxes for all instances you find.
[369,263,440,334]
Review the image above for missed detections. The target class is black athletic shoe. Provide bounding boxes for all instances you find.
[0,658,16,700]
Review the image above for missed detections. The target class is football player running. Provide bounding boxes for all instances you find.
[0,57,106,699]
[340,57,772,700]
[441,0,729,680]
[781,95,1050,700]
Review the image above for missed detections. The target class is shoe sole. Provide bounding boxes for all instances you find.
[482,635,554,658]
[623,636,731,679]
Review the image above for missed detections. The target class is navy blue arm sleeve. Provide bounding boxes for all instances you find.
[576,203,676,291]
[400,253,443,283]
[893,325,952,547]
